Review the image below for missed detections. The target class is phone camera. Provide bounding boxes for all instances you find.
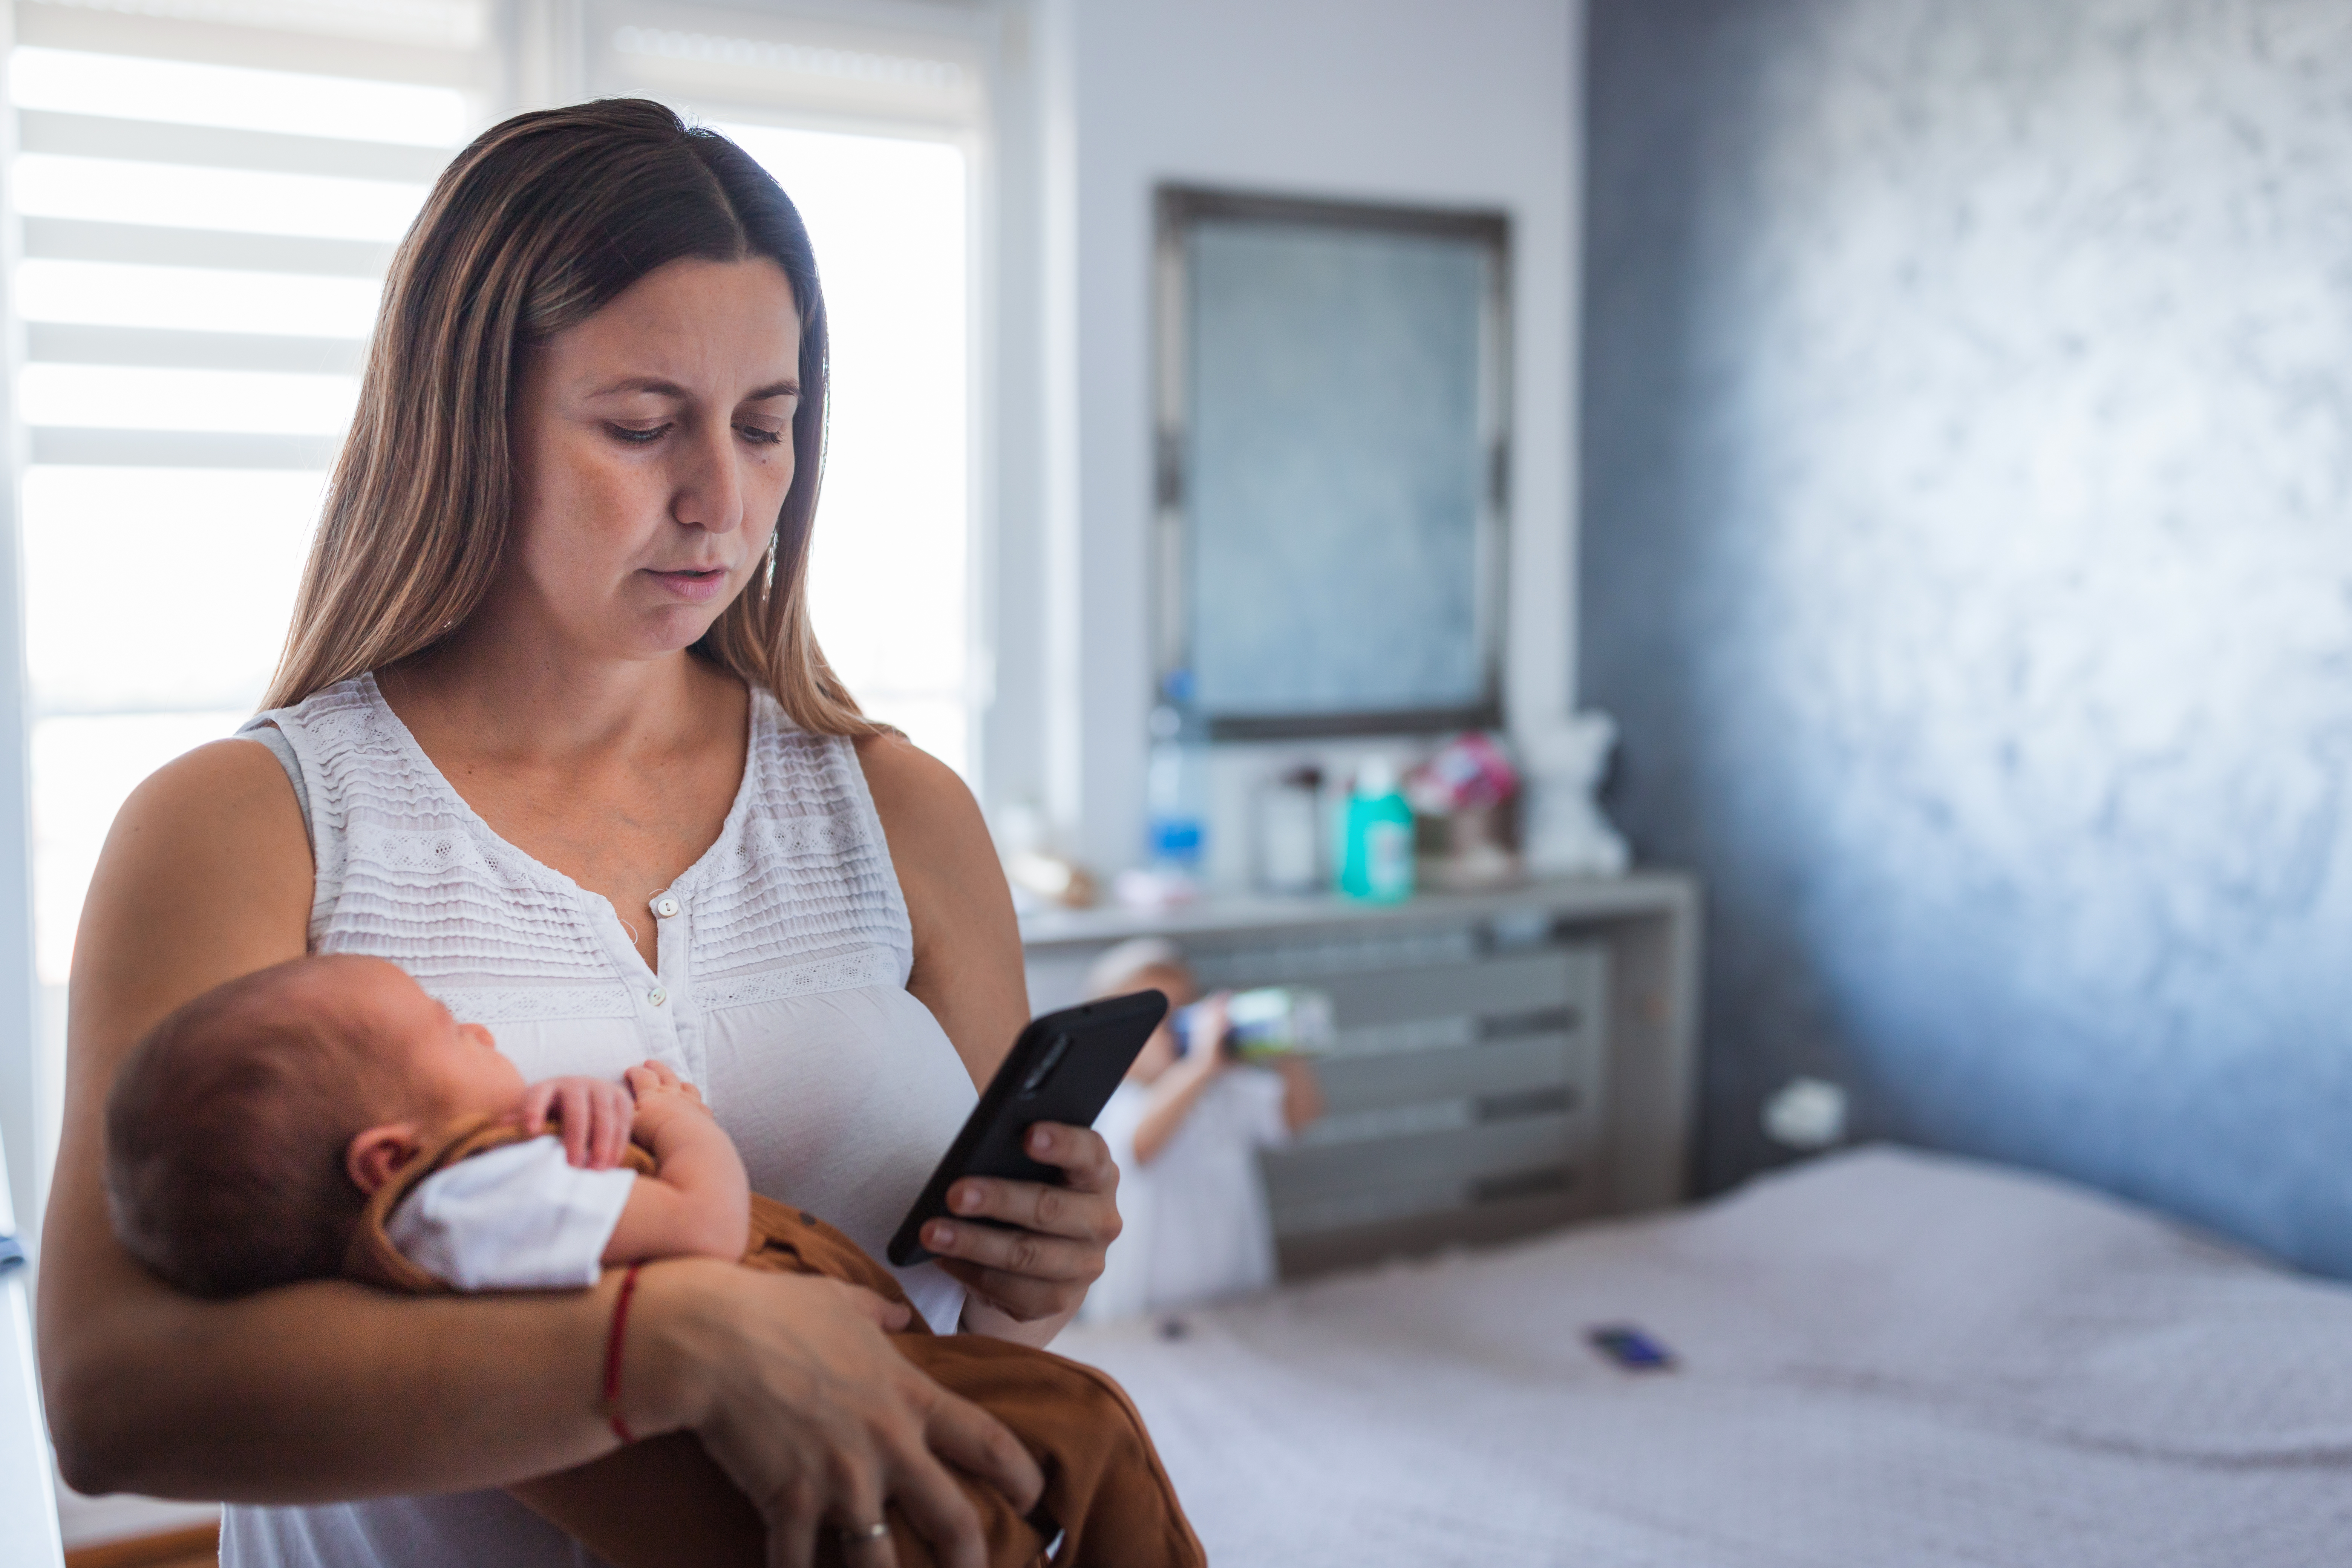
[1018,1034,1072,1097]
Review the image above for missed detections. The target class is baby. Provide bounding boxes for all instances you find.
[104,953,1202,1568]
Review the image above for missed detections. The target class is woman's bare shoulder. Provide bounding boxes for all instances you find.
[116,736,310,861]
[73,738,314,1037]
[853,730,988,859]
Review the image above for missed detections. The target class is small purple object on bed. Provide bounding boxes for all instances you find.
[1588,1324,1676,1370]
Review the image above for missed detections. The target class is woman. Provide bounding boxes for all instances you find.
[38,101,1118,1568]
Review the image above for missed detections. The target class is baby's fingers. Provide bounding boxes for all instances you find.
[635,1058,689,1093]
[590,1082,634,1168]
[554,1080,595,1165]
[519,1080,559,1138]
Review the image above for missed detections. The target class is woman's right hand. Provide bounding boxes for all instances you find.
[627,1259,1044,1568]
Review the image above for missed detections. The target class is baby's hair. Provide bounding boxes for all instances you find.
[106,956,393,1298]
[1084,937,1191,1000]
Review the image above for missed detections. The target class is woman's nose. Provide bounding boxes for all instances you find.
[670,421,746,535]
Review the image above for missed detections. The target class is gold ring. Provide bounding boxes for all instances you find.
[838,1521,890,1543]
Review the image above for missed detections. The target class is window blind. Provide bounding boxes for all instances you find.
[8,0,495,1191]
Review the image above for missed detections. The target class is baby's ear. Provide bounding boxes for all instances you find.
[346,1124,424,1195]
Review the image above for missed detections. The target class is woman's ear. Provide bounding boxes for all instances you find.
[346,1124,424,1195]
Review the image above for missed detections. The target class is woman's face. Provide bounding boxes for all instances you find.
[502,256,804,662]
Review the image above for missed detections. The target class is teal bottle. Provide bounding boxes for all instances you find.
[1338,759,1415,902]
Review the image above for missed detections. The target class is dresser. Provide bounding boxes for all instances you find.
[1021,872,1701,1279]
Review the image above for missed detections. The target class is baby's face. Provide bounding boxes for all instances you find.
[342,959,525,1121]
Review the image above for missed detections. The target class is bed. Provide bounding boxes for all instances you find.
[1057,1145,2352,1567]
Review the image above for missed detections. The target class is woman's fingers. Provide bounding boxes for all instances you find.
[841,1285,914,1332]
[1022,1122,1118,1188]
[830,1453,902,1568]
[931,1258,1069,1324]
[662,1268,1016,1568]
[877,1447,984,1568]
[945,1128,1119,1234]
[768,1488,820,1568]
[882,1374,1037,1567]
[918,1384,1043,1516]
[922,1219,1097,1285]
[922,1125,1122,1321]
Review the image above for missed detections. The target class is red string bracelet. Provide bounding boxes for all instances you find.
[601,1263,643,1445]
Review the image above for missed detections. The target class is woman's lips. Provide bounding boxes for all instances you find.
[645,566,730,604]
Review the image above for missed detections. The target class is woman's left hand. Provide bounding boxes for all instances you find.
[921,1121,1121,1326]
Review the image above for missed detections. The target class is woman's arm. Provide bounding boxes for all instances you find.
[855,734,1031,1083]
[41,741,1036,1568]
[41,740,625,1495]
[857,735,1120,1348]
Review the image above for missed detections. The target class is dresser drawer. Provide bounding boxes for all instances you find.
[1185,936,1609,1278]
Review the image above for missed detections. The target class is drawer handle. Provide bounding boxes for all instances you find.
[1479,1005,1581,1040]
[1477,1085,1579,1121]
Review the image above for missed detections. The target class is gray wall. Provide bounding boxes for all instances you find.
[1581,0,2352,1271]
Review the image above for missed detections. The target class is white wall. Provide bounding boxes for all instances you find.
[1003,0,1582,875]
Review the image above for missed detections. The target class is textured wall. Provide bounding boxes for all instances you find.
[1581,0,2352,1271]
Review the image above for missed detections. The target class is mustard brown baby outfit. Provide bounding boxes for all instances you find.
[345,1116,1205,1568]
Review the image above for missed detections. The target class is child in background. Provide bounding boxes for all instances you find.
[1080,939,1324,1320]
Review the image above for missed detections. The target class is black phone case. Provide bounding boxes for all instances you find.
[886,988,1170,1267]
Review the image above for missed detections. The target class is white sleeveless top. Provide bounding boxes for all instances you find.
[219,674,978,1568]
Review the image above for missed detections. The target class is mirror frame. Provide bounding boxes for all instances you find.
[1152,183,1513,741]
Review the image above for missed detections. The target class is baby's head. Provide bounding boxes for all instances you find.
[106,954,524,1297]
[1084,938,1200,1085]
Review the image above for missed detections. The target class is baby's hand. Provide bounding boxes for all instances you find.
[519,1075,635,1170]
[625,1060,711,1138]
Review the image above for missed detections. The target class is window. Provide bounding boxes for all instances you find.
[4,0,990,1219]
[720,120,972,776]
[8,1,487,1204]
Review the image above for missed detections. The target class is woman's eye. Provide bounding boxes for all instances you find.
[737,424,787,447]
[608,423,669,445]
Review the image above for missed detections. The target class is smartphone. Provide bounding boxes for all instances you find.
[887,989,1170,1267]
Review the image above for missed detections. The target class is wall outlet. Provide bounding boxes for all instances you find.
[1762,1077,1848,1150]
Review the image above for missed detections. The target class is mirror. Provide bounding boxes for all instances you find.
[1155,186,1511,739]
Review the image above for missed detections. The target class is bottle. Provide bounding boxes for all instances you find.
[1174,985,1337,1059]
[1144,701,1208,878]
[1339,758,1415,902]
[1254,764,1325,895]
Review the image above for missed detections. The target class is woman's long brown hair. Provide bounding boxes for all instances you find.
[262,98,877,736]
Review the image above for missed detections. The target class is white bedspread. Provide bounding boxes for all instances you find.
[1058,1146,2352,1567]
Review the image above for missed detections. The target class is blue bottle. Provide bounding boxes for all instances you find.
[1338,758,1415,902]
[1145,700,1207,876]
